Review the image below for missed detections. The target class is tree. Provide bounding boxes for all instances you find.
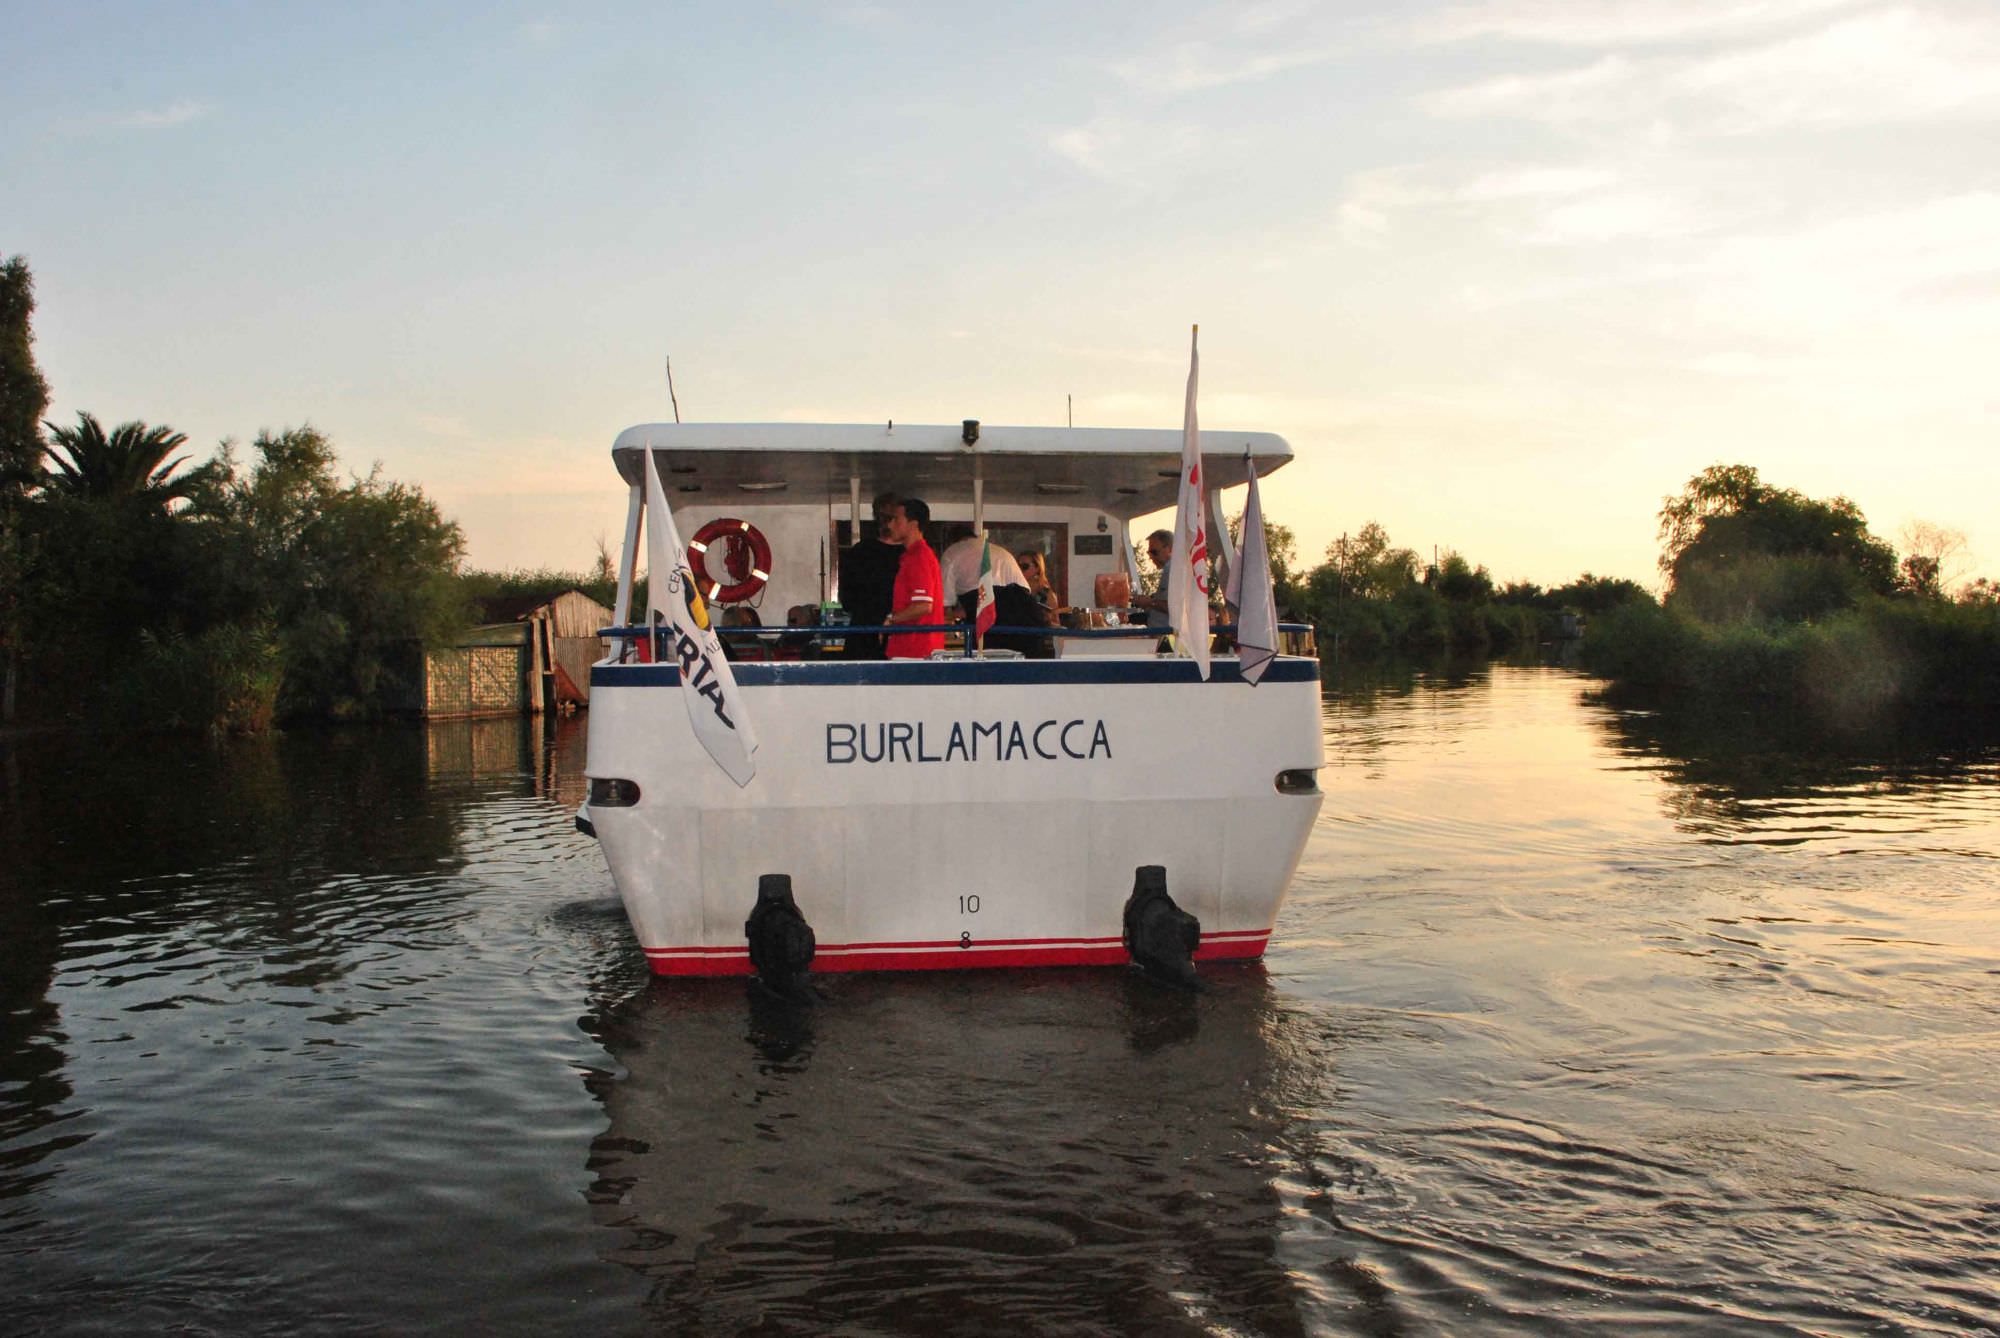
[1225,510,1303,611]
[0,257,49,497]
[195,426,466,718]
[1322,522,1420,601]
[1899,554,1943,599]
[1656,463,1766,576]
[1,256,52,723]
[1897,521,1969,598]
[1427,550,1493,603]
[1657,464,1897,622]
[1547,573,1653,615]
[19,485,236,718]
[43,412,220,509]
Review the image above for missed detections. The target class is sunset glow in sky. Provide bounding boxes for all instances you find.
[8,1,1997,587]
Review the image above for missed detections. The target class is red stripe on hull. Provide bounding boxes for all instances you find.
[641,932,1271,977]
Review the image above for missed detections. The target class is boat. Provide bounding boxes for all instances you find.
[578,419,1325,980]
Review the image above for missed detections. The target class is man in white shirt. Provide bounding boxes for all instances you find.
[936,527,1053,657]
[939,527,1030,607]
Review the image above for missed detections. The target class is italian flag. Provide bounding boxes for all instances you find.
[974,535,997,649]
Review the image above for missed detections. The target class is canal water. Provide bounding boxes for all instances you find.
[2,665,1995,1335]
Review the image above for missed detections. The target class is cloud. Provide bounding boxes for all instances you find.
[417,414,473,438]
[1105,39,1344,94]
[829,4,899,30]
[1676,7,2000,132]
[1690,190,2000,326]
[518,19,559,44]
[1047,123,1115,174]
[1046,116,1211,180]
[1046,4,1342,177]
[1416,0,1861,48]
[1083,1,1358,94]
[1047,5,1364,179]
[116,100,210,130]
[1042,342,1183,369]
[1460,188,2000,324]
[1423,54,1644,125]
[1684,350,1790,377]
[1528,189,1704,243]
[1456,165,1623,200]
[433,439,597,495]
[1424,7,2000,136]
[1232,1,1317,35]
[1336,161,1681,244]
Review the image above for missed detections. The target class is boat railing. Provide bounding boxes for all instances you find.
[598,622,1317,663]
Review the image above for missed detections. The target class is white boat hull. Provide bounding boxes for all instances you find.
[583,655,1325,975]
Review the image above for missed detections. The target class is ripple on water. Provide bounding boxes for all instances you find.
[3,680,1998,1333]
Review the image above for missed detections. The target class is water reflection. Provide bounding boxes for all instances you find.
[1293,666,2000,1334]
[579,970,1344,1335]
[1593,696,2000,847]
[426,709,592,810]
[3,677,1995,1333]
[0,877,72,1223]
[0,714,614,1332]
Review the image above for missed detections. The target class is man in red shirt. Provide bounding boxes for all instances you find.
[882,497,945,660]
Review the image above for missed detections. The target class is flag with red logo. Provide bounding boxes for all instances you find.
[973,534,997,650]
[1168,325,1212,680]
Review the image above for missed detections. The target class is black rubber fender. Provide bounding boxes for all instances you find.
[745,873,816,992]
[1122,865,1202,990]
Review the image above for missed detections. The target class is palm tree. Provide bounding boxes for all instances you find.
[43,412,213,508]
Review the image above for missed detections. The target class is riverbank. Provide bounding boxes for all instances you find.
[1578,596,2000,726]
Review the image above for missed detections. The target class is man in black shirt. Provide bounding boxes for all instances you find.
[838,491,902,659]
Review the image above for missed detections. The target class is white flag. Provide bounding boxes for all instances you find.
[644,449,759,787]
[1228,454,1278,686]
[1168,326,1212,681]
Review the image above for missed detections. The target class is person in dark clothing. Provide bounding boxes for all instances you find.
[965,582,1057,658]
[838,491,902,659]
[941,529,1055,658]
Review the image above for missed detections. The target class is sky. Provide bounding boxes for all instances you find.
[6,1,1997,589]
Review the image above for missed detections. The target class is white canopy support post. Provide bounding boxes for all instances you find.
[613,477,644,654]
[972,468,985,535]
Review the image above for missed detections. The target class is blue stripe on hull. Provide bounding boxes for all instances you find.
[592,657,1320,688]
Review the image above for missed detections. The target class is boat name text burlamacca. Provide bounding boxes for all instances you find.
[826,719,1111,764]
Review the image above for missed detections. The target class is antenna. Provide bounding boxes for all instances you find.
[665,356,682,423]
[1067,393,1072,427]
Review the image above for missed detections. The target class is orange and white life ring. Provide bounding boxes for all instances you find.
[687,518,773,604]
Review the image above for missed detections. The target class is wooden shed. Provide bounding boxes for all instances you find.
[475,589,613,711]
[412,588,613,719]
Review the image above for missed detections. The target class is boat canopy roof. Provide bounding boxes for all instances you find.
[612,422,1293,520]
